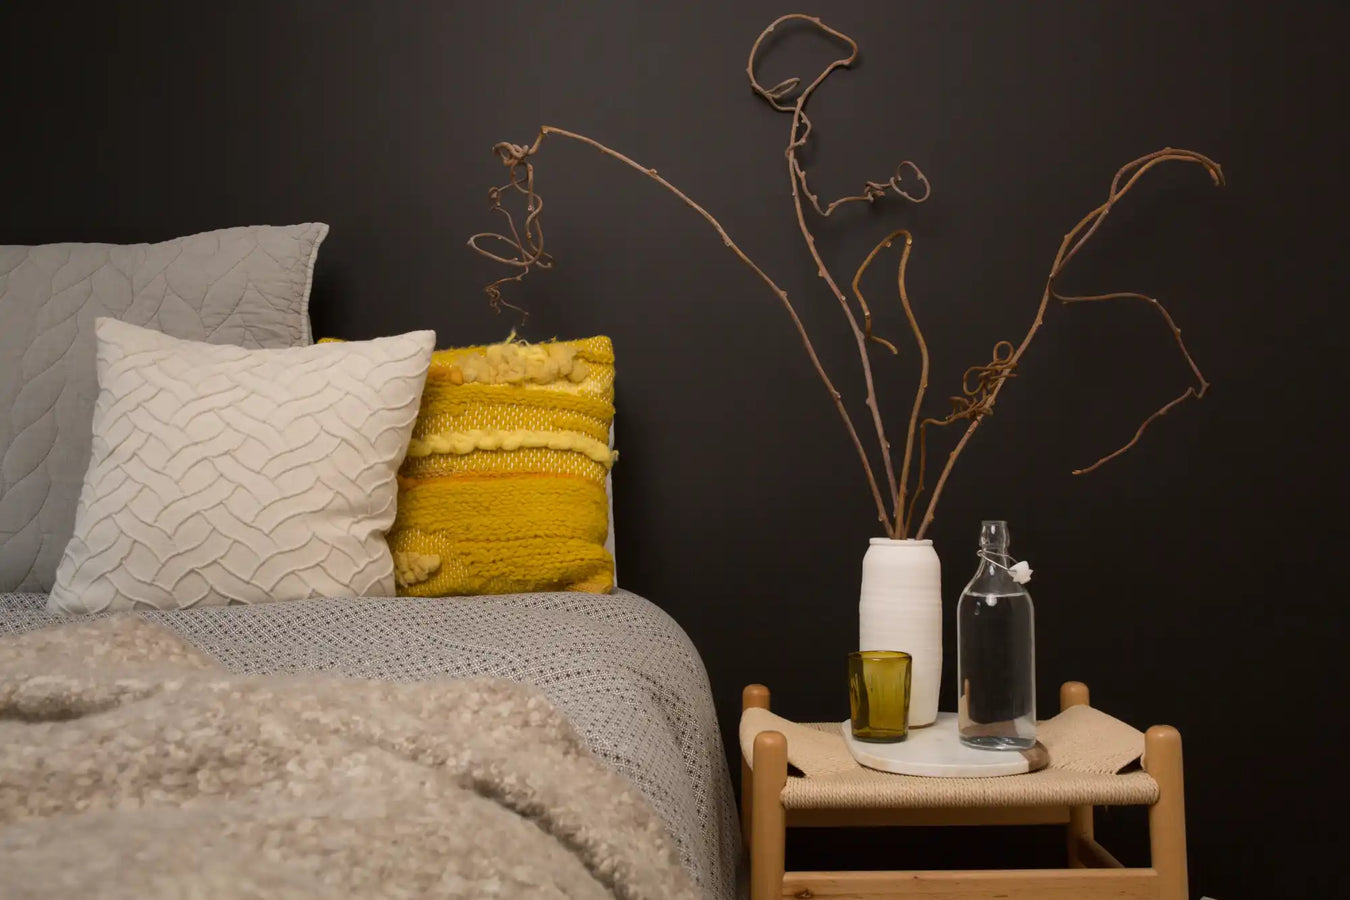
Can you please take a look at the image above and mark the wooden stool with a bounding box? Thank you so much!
[742,681,1187,899]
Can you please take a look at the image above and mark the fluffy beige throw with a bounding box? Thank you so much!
[0,617,696,899]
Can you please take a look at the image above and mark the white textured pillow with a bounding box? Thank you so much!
[48,320,435,614]
[0,223,328,592]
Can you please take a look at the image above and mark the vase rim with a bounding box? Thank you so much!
[869,537,933,546]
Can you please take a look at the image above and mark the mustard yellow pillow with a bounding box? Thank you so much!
[388,335,616,596]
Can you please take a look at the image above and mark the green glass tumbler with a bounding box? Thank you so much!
[848,650,911,742]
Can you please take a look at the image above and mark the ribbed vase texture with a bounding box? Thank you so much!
[858,538,942,727]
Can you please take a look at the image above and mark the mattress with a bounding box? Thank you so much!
[0,589,740,899]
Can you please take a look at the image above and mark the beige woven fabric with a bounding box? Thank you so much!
[1037,704,1148,774]
[740,707,1158,810]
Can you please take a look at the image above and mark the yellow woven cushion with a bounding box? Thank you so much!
[388,335,616,596]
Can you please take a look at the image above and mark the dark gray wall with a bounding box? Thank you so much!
[3,1,1344,895]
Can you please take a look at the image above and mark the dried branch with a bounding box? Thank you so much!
[747,13,932,520]
[897,341,1018,534]
[888,234,928,538]
[470,14,1223,544]
[913,149,1224,538]
[747,15,932,214]
[467,145,555,324]
[1055,290,1210,474]
[906,418,938,538]
[849,230,932,537]
[800,159,933,215]
[466,127,899,533]
[849,232,905,355]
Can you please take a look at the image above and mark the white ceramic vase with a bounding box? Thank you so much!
[859,538,942,727]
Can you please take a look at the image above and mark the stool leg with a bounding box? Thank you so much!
[1145,724,1188,900]
[1060,682,1095,867]
[749,730,788,900]
[741,685,770,851]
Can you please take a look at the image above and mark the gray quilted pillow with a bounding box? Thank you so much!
[0,223,328,592]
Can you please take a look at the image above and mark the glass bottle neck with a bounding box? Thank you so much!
[974,520,1014,580]
[977,520,1010,555]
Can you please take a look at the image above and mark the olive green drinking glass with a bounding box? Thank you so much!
[848,650,912,742]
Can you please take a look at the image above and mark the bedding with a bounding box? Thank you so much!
[0,224,327,593]
[0,588,740,899]
[0,616,695,899]
[49,321,434,614]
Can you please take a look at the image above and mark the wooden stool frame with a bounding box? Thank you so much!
[742,681,1187,900]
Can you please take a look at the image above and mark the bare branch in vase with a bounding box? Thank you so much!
[466,127,901,533]
[913,149,1224,538]
[748,13,933,520]
[467,14,1224,543]
[1054,290,1211,474]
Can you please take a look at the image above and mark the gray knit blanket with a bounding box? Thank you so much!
[0,590,740,898]
[0,616,698,899]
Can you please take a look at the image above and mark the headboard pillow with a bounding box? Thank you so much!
[47,319,433,614]
[0,223,327,592]
[386,335,617,596]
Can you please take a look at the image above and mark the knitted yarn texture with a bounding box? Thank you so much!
[389,335,616,596]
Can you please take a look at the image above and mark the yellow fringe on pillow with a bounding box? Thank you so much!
[432,332,590,386]
[406,429,618,468]
[392,551,441,587]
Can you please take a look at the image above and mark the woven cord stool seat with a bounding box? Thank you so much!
[741,712,1159,811]
[740,681,1188,900]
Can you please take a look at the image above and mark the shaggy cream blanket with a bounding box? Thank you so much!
[0,617,696,899]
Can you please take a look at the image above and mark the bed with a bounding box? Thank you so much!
[0,589,741,898]
[2,225,736,896]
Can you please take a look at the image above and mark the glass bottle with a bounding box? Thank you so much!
[957,520,1036,750]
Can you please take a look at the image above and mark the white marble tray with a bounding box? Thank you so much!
[840,713,1048,777]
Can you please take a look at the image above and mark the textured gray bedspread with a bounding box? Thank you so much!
[0,589,739,899]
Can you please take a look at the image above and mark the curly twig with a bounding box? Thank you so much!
[748,13,932,519]
[1054,291,1210,474]
[467,127,898,532]
[891,232,930,538]
[850,232,904,355]
[895,338,1017,535]
[747,16,932,214]
[470,16,1223,544]
[849,230,934,537]
[805,159,933,214]
[914,149,1223,538]
[467,144,556,323]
